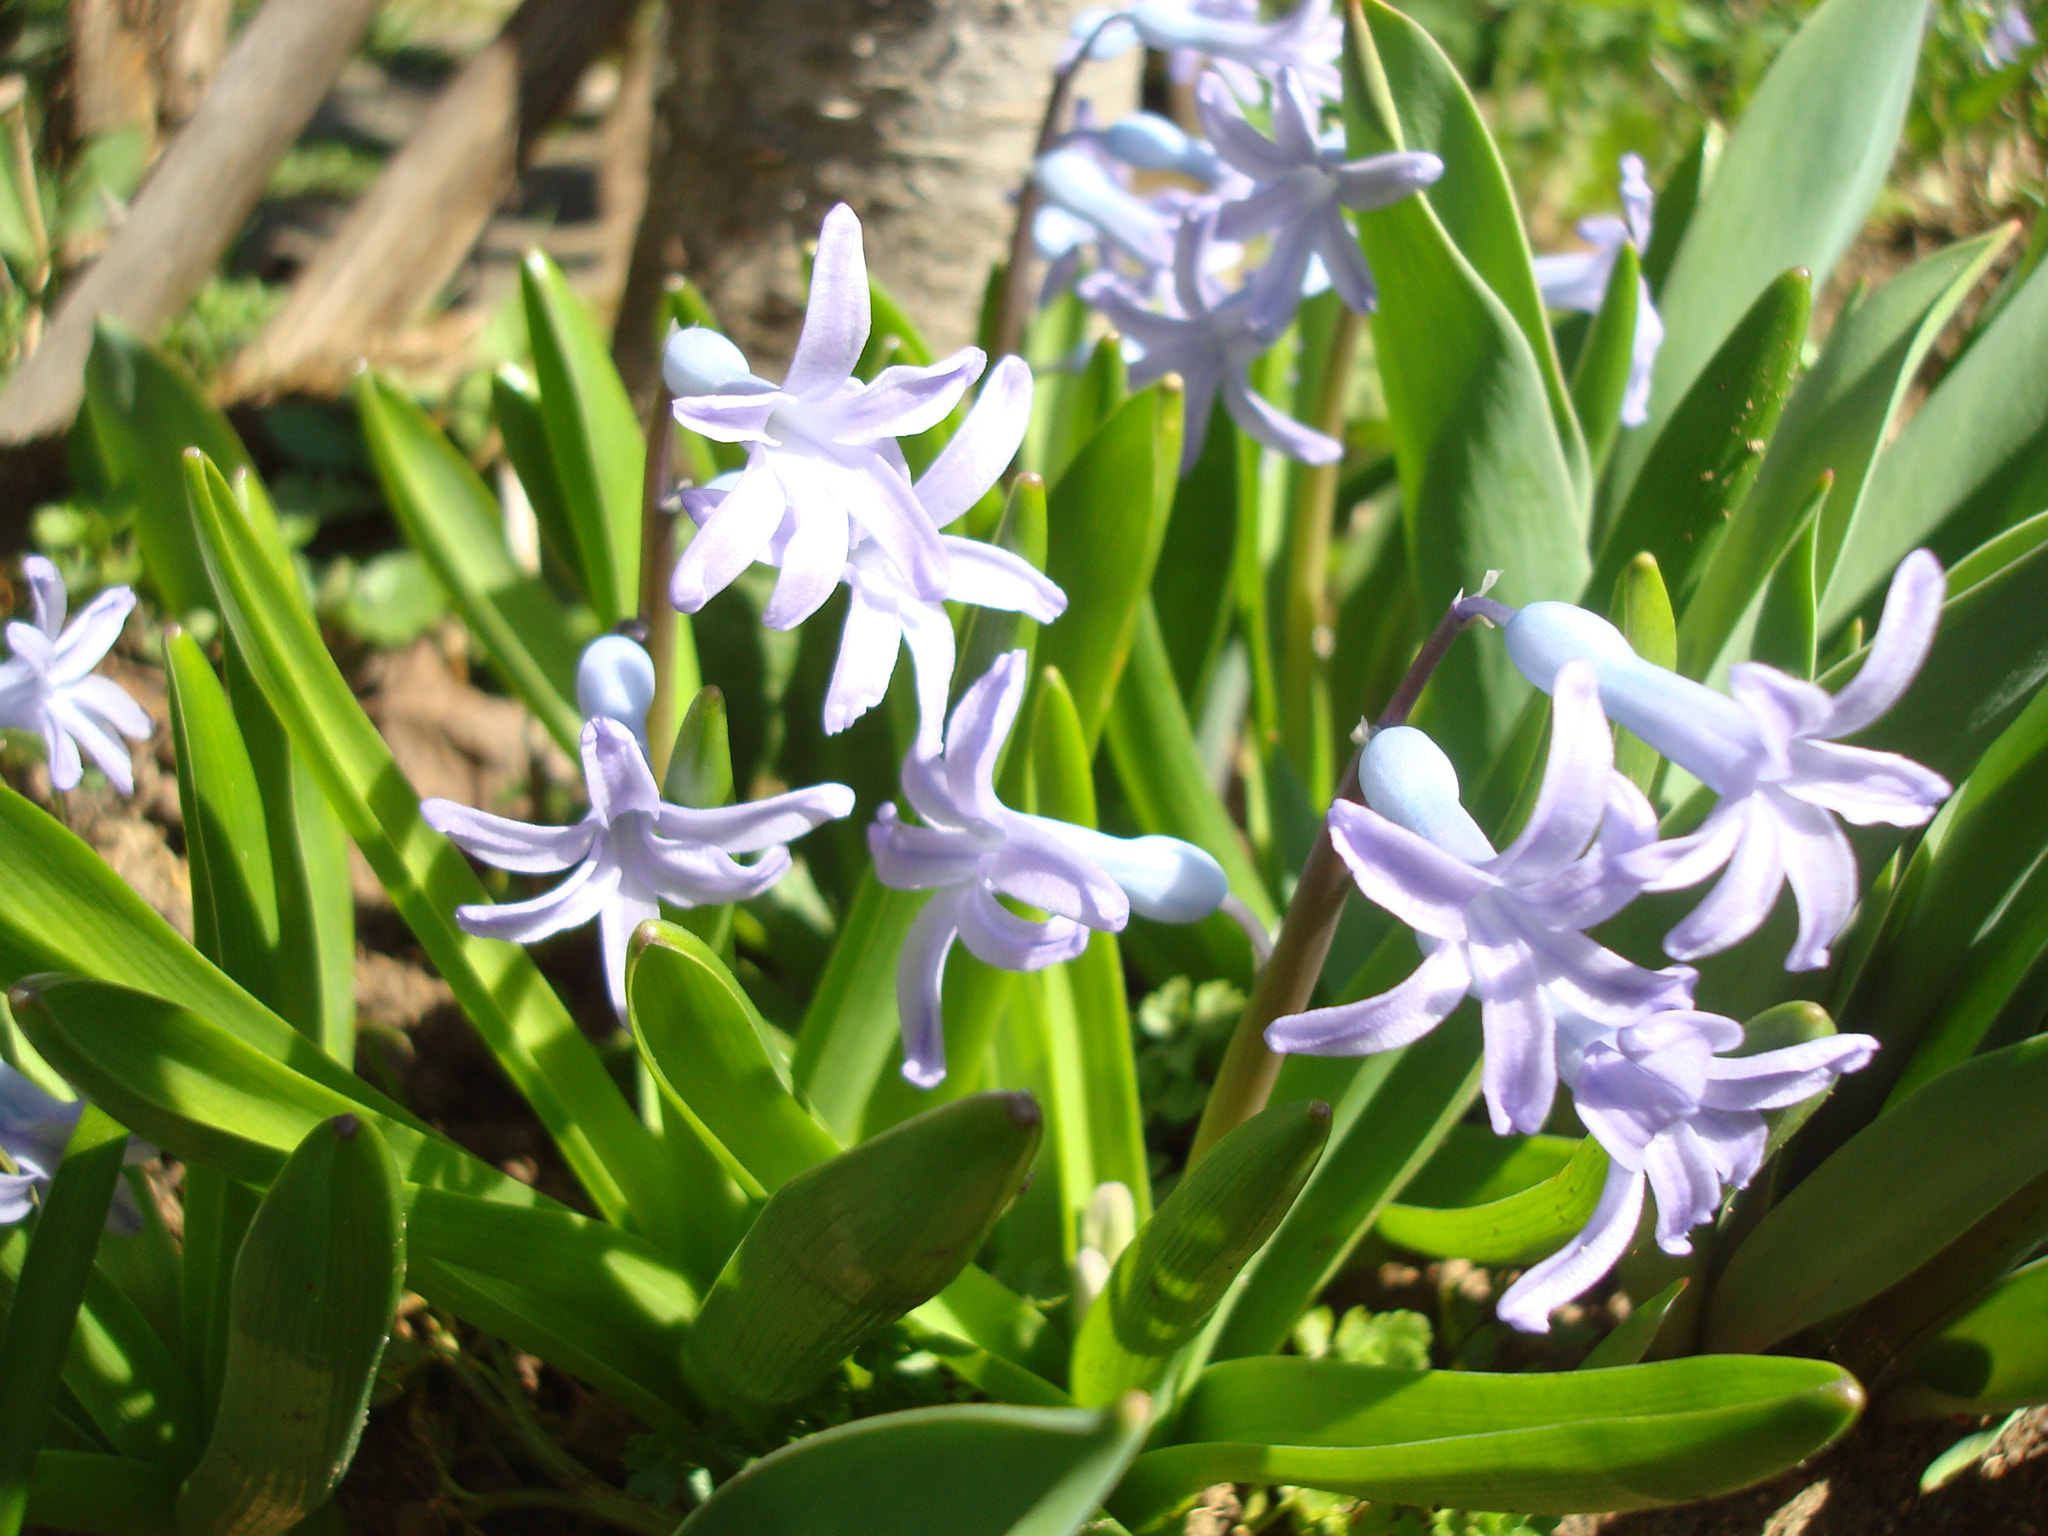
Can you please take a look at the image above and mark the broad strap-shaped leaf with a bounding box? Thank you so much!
[1376,1136,1607,1265]
[1343,6,1586,764]
[1608,553,1677,791]
[1040,382,1182,751]
[1070,1099,1329,1406]
[23,1454,176,1536]
[176,1116,404,1536]
[1591,269,1810,613]
[1111,1355,1861,1525]
[1881,1256,2048,1419]
[1396,1122,1582,1208]
[1610,0,1931,508]
[1571,241,1642,475]
[677,1395,1151,1536]
[1582,1281,1688,1370]
[520,250,642,623]
[1044,331,1128,491]
[355,370,584,748]
[490,364,583,586]
[688,1092,1042,1407]
[791,874,927,1144]
[183,450,670,1237]
[1708,1033,2048,1354]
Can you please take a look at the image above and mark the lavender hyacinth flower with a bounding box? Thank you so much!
[1195,68,1443,327]
[1533,154,1664,426]
[0,557,152,794]
[2,1064,150,1231]
[1073,0,1342,102]
[681,356,1066,750]
[1986,3,2036,67]
[424,641,854,1016]
[1266,662,1695,1135]
[1083,205,1340,471]
[1498,1008,1876,1332]
[870,650,1228,1086]
[1504,550,1952,971]
[664,204,985,629]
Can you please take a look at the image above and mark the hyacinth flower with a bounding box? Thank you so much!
[1071,0,1342,103]
[663,204,985,629]
[1266,662,1695,1135]
[1083,205,1340,470]
[1498,1008,1877,1332]
[2,1063,150,1231]
[1503,549,1952,970]
[423,639,854,1016]
[1195,68,1444,327]
[0,556,152,795]
[1532,153,1664,426]
[680,356,1066,750]
[1986,2,2036,67]
[869,650,1228,1086]
[1034,145,1175,279]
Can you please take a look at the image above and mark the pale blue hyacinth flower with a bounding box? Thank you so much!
[664,204,985,629]
[869,650,1227,1086]
[1498,1007,1876,1332]
[0,557,152,794]
[1033,145,1177,275]
[1503,550,1951,971]
[1070,0,1342,103]
[1082,204,1341,470]
[1532,154,1664,426]
[1265,661,1694,1135]
[424,639,854,1017]
[2,1064,150,1231]
[1195,67,1443,329]
[681,356,1066,752]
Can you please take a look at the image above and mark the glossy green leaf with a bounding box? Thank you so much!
[1153,403,1239,706]
[0,1107,131,1536]
[858,272,937,375]
[1822,251,2048,632]
[1070,1099,1329,1406]
[1708,1033,2048,1354]
[1571,241,1642,474]
[1040,382,1182,750]
[24,1454,176,1536]
[1608,553,1676,792]
[1045,331,1128,490]
[1112,1355,1862,1525]
[521,250,642,623]
[489,363,582,587]
[177,1116,404,1536]
[627,920,839,1198]
[688,1091,1042,1407]
[663,686,734,808]
[80,316,252,615]
[955,474,1051,712]
[1396,1123,1581,1209]
[1882,1256,2048,1419]
[1378,1137,1607,1266]
[1209,1006,1483,1361]
[1639,127,1719,299]
[792,875,927,1144]
[1344,10,1585,764]
[355,370,583,747]
[165,632,281,1002]
[1611,0,1931,506]
[678,1395,1150,1536]
[1362,0,1585,495]
[1745,490,1824,680]
[1592,269,1810,610]
[1582,1281,1688,1371]
[179,1168,256,1424]
[183,451,669,1237]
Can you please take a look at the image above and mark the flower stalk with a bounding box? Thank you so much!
[636,382,679,778]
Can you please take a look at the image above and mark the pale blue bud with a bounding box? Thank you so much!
[662,326,765,398]
[1357,726,1496,865]
[577,635,656,743]
[1103,112,1223,183]
[1035,819,1231,924]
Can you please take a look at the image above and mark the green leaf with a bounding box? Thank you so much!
[23,1454,176,1536]
[1610,0,1931,508]
[1343,8,1586,764]
[1039,383,1183,750]
[1745,489,1824,680]
[0,1108,133,1536]
[1608,553,1676,792]
[1152,403,1239,706]
[858,272,937,374]
[1377,1137,1607,1266]
[1208,1006,1482,1361]
[80,316,252,615]
[355,370,584,748]
[676,1395,1150,1536]
[687,1092,1042,1407]
[177,1116,404,1536]
[627,920,840,1198]
[1882,1255,2048,1419]
[955,474,1051,712]
[1111,1355,1862,1525]
[1571,241,1642,474]
[1707,1033,2048,1354]
[1045,332,1128,490]
[164,632,281,1003]
[182,450,670,1238]
[490,364,583,588]
[1592,269,1810,612]
[1686,227,2012,672]
[521,250,643,623]
[1639,127,1719,299]
[1396,1123,1581,1210]
[791,875,927,1144]
[663,686,734,808]
[1361,0,1587,498]
[1581,1281,1687,1371]
[1070,1099,1329,1406]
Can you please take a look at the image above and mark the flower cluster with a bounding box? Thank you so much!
[1268,552,1949,1329]
[1037,0,1442,467]
[0,557,152,795]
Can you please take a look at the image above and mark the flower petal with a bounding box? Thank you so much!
[785,203,870,395]
[955,884,1090,971]
[655,782,855,853]
[62,673,153,742]
[1331,150,1444,210]
[897,597,957,757]
[1193,72,1296,180]
[1325,800,1491,942]
[916,355,1034,528]
[869,803,984,890]
[669,457,787,613]
[944,650,1029,825]
[1701,1032,1878,1112]
[1490,660,1614,883]
[941,537,1068,622]
[1263,940,1471,1055]
[1771,792,1859,970]
[670,390,787,445]
[21,556,65,638]
[1782,738,1949,827]
[1824,548,1944,739]
[599,892,658,1020]
[799,444,951,607]
[1661,799,1786,962]
[984,818,1129,930]
[455,854,622,944]
[822,587,903,737]
[827,351,986,444]
[1643,1122,1724,1252]
[631,831,792,905]
[1308,204,1378,314]
[897,888,964,1087]
[48,586,135,684]
[423,799,599,873]
[760,480,850,630]
[1221,367,1342,464]
[1729,663,1833,778]
[47,696,136,795]
[1496,1165,1646,1334]
[582,718,662,825]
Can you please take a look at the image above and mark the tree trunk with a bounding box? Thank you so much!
[613,0,1132,406]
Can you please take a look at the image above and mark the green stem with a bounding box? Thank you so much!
[1188,597,1484,1164]
[638,385,679,779]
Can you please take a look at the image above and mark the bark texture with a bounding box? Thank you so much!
[614,0,1131,404]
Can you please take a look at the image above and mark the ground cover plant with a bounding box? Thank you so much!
[1,0,2047,1532]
